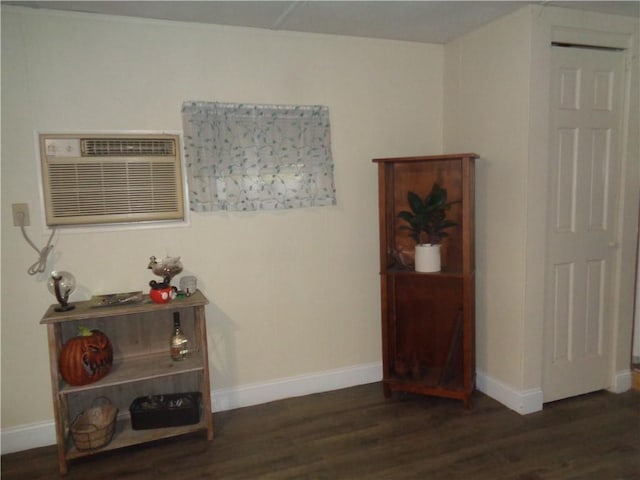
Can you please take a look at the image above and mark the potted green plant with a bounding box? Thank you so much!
[398,182,458,272]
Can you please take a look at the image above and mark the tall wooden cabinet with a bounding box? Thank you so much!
[40,291,213,474]
[372,153,477,408]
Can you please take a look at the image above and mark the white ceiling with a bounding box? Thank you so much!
[4,1,639,44]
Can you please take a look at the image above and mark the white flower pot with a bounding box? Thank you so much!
[414,244,441,273]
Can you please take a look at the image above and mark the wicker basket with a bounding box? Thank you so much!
[70,397,118,451]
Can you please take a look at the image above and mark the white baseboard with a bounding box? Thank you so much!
[609,369,632,393]
[1,361,383,455]
[1,420,57,455]
[475,370,544,415]
[211,361,383,412]
[14,364,628,453]
[475,369,634,414]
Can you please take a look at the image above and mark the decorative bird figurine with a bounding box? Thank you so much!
[148,255,183,286]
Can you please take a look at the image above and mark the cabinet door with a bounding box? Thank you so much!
[391,275,464,386]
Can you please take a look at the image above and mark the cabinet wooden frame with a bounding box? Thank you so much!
[40,291,213,475]
[372,153,477,408]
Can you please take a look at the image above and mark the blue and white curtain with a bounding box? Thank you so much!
[181,101,336,212]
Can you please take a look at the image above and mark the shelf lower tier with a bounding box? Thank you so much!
[383,370,474,408]
[60,352,205,395]
[66,413,212,460]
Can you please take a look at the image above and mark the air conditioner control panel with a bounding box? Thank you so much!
[44,138,81,157]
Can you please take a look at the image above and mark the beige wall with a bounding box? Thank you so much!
[528,6,640,390]
[444,5,639,395]
[2,3,637,437]
[444,7,533,389]
[1,7,444,428]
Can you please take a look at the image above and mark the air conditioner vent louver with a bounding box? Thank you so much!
[39,133,185,227]
[82,138,176,157]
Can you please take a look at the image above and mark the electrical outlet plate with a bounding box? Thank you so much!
[12,203,30,227]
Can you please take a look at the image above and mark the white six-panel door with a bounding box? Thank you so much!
[543,45,625,403]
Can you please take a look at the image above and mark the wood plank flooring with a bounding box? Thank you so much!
[2,382,639,479]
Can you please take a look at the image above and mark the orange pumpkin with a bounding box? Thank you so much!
[59,327,113,386]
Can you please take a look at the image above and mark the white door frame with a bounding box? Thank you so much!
[523,7,639,408]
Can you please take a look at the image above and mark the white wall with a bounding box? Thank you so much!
[1,6,444,433]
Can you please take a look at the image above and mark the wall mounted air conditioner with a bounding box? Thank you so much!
[39,133,186,227]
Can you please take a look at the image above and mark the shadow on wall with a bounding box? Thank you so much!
[205,302,239,410]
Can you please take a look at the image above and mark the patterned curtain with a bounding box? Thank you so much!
[181,101,336,212]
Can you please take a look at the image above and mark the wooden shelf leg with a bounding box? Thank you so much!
[58,454,68,476]
[383,382,392,399]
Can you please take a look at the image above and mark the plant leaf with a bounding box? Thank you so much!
[397,211,414,222]
[407,191,424,214]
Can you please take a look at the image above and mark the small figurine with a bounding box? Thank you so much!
[147,255,183,286]
[147,256,183,304]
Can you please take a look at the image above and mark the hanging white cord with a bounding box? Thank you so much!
[19,219,56,275]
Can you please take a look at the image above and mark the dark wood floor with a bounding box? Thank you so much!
[2,383,639,479]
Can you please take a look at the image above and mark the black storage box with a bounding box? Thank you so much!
[129,392,201,430]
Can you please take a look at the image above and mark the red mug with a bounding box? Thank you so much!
[149,286,175,304]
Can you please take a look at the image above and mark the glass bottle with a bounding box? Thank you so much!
[170,312,189,361]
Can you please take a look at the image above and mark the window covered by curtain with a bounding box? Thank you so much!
[181,101,336,212]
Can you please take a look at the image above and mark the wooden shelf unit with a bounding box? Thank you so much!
[40,290,213,475]
[373,153,477,408]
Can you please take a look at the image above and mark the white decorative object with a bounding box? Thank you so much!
[179,276,198,296]
[414,244,441,273]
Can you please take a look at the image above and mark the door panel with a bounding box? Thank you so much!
[543,46,625,403]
